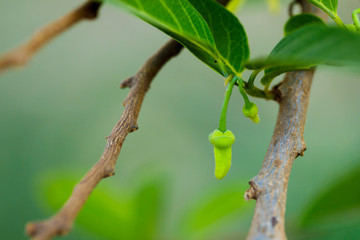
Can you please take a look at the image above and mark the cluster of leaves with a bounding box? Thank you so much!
[97,0,360,179]
[101,0,360,95]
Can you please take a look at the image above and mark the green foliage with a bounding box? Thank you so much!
[187,0,250,75]
[284,13,325,36]
[307,0,338,19]
[180,183,250,236]
[247,25,360,71]
[39,174,164,240]
[103,0,249,76]
[300,165,360,228]
[266,0,280,13]
[259,12,325,86]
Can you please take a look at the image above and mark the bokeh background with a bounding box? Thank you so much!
[1,0,360,239]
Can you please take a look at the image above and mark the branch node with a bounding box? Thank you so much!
[120,76,134,88]
[244,181,260,201]
[130,125,139,132]
[271,83,284,103]
[82,2,102,20]
[103,168,115,178]
[296,145,307,158]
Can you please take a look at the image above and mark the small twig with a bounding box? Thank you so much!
[245,1,325,239]
[25,39,183,240]
[0,1,102,75]
[120,76,134,89]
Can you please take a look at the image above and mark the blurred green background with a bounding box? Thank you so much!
[1,0,360,239]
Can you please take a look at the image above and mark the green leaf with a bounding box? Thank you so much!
[266,0,280,13]
[300,165,360,228]
[180,183,250,235]
[103,0,249,76]
[258,14,325,86]
[307,0,338,19]
[132,179,165,240]
[39,176,137,239]
[247,25,360,71]
[187,0,250,75]
[38,173,165,240]
[284,13,325,36]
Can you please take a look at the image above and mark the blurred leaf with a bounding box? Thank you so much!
[307,0,338,18]
[226,0,246,12]
[266,0,280,13]
[40,175,136,239]
[132,178,165,240]
[39,173,165,240]
[258,14,325,86]
[180,183,250,236]
[246,25,360,71]
[300,165,360,227]
[284,13,325,36]
[103,0,249,76]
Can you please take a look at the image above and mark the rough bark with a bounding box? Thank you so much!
[245,1,326,239]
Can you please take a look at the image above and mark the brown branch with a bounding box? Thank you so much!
[0,1,102,75]
[245,69,314,240]
[244,1,327,239]
[25,39,183,240]
[120,76,134,89]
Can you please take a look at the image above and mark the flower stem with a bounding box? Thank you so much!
[353,8,360,31]
[333,15,347,29]
[218,75,237,132]
[237,77,251,107]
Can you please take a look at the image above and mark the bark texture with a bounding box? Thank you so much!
[245,1,326,239]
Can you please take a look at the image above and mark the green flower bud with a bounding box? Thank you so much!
[209,129,235,179]
[242,102,260,123]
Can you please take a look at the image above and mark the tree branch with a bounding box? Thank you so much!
[245,69,314,240]
[0,1,102,75]
[245,1,325,239]
[25,39,183,240]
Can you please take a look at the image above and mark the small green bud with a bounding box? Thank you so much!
[242,102,260,123]
[209,129,235,179]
